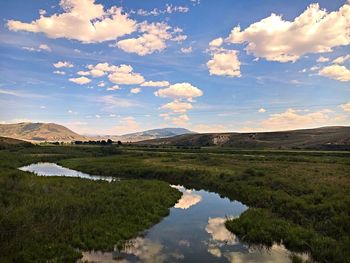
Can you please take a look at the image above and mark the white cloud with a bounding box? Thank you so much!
[69,76,91,85]
[193,124,227,133]
[205,217,236,244]
[141,81,169,87]
[171,114,190,126]
[106,85,121,91]
[207,49,241,77]
[108,64,145,85]
[134,4,189,16]
[7,0,137,43]
[95,114,101,118]
[97,81,105,87]
[130,87,141,94]
[85,63,145,84]
[39,44,51,52]
[171,34,187,42]
[317,56,329,63]
[319,64,350,82]
[155,82,203,99]
[53,61,73,68]
[226,1,350,62]
[258,108,266,113]
[174,190,202,209]
[22,44,51,52]
[161,100,192,113]
[117,22,172,56]
[209,37,223,48]
[332,54,350,64]
[53,70,66,75]
[339,102,350,112]
[77,70,90,76]
[108,116,141,135]
[261,108,333,130]
[180,46,192,54]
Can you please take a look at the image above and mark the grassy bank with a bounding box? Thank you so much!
[60,148,350,263]
[0,145,181,262]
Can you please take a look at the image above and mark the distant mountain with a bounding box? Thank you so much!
[136,126,350,150]
[0,122,86,142]
[95,128,193,142]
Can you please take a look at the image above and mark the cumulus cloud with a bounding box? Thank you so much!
[54,61,73,68]
[84,62,145,84]
[140,81,169,87]
[106,85,121,91]
[69,76,91,85]
[171,114,190,126]
[205,217,236,244]
[161,100,192,113]
[116,22,186,55]
[7,0,136,43]
[108,65,145,84]
[226,1,350,62]
[130,87,141,94]
[317,56,329,63]
[174,190,202,209]
[155,82,203,99]
[339,102,350,112]
[332,54,350,64]
[261,108,333,130]
[117,22,171,56]
[207,49,241,77]
[258,108,266,113]
[319,64,350,81]
[108,116,141,135]
[209,37,223,48]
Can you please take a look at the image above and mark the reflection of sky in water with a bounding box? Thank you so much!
[23,165,307,263]
[172,185,202,210]
[19,162,115,182]
[81,185,307,263]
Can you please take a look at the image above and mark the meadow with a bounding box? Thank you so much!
[0,144,181,262]
[0,142,349,262]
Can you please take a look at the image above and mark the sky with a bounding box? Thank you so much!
[0,0,349,135]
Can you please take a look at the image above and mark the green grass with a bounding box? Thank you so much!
[1,143,349,262]
[60,148,350,263]
[0,146,181,262]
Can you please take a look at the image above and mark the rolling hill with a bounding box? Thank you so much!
[0,122,86,142]
[94,128,193,142]
[136,126,350,150]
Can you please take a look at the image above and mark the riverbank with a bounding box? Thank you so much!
[0,146,181,262]
[61,147,350,263]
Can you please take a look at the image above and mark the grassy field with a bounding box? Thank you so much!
[0,142,349,262]
[61,146,350,263]
[0,144,181,262]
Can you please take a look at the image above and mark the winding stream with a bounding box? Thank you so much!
[19,163,306,263]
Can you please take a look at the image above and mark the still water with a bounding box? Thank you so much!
[19,163,304,263]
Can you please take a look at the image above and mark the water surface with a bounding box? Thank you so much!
[19,162,115,182]
[19,163,306,262]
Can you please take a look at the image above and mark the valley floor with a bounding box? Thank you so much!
[1,143,349,262]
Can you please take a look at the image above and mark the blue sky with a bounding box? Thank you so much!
[0,0,349,135]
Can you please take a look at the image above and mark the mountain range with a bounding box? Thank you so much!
[0,123,192,143]
[1,122,349,150]
[136,126,350,150]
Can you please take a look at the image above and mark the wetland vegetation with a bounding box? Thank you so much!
[0,141,349,262]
